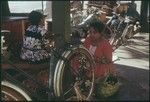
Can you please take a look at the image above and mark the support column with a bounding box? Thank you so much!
[140,1,149,32]
[48,1,71,100]
[52,1,71,48]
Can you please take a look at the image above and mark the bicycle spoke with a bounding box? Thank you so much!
[63,84,74,96]
[53,46,95,100]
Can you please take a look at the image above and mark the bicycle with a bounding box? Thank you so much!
[1,37,95,101]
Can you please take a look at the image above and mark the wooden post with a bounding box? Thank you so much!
[52,1,71,48]
[1,1,10,17]
[48,1,71,100]
[140,1,148,32]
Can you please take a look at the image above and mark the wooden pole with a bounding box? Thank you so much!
[48,1,71,100]
[52,1,71,48]
[140,1,148,32]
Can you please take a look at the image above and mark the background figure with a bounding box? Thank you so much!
[126,2,140,21]
[20,10,51,63]
[83,21,115,79]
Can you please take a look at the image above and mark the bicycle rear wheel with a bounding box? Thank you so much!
[53,45,95,101]
[1,80,32,101]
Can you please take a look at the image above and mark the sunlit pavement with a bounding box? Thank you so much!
[108,33,149,101]
[114,33,149,69]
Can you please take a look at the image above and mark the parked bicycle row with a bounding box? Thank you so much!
[70,1,141,50]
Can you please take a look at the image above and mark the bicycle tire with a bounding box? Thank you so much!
[1,80,32,101]
[53,45,95,100]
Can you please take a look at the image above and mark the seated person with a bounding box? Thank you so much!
[20,10,51,63]
[83,21,115,79]
[126,1,140,20]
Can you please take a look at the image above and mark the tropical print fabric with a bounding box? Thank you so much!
[20,25,50,62]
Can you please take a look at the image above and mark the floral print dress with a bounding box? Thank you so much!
[20,25,50,62]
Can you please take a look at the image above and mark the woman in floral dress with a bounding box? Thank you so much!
[20,10,50,63]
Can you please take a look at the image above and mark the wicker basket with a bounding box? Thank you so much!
[95,74,120,98]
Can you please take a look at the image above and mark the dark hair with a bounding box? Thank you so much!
[89,21,106,33]
[28,10,43,25]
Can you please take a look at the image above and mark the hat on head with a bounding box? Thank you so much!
[97,10,107,15]
[28,10,46,25]
[117,1,131,5]
[34,9,47,17]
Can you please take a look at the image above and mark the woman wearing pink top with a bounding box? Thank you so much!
[83,21,115,79]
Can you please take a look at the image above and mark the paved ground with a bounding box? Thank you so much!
[100,33,149,101]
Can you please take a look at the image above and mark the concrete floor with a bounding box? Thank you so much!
[100,33,149,101]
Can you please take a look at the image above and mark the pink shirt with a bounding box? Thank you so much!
[83,35,113,78]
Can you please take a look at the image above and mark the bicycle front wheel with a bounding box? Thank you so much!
[1,80,32,101]
[53,45,95,101]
